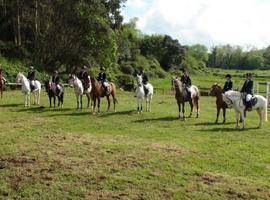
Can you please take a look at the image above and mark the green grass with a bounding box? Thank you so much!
[0,87,270,199]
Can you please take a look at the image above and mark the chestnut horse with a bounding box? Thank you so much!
[0,74,5,99]
[209,84,228,124]
[90,77,117,114]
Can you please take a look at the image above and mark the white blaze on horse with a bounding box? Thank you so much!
[223,90,267,129]
[69,74,92,110]
[171,77,200,120]
[135,74,154,113]
[16,72,41,107]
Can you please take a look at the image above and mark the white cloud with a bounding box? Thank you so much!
[122,0,270,48]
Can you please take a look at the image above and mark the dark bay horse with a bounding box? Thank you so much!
[209,84,227,123]
[44,80,64,108]
[90,77,117,114]
[171,77,200,120]
[0,74,6,99]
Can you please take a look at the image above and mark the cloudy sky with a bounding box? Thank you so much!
[121,0,270,48]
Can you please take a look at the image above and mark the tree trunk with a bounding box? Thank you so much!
[35,0,38,39]
[16,0,21,46]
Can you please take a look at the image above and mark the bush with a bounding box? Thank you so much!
[120,65,134,75]
[155,69,166,78]
[116,74,135,91]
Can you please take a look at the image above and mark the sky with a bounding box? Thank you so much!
[121,0,270,49]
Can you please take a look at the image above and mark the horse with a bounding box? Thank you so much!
[90,77,117,114]
[44,80,64,109]
[209,83,228,123]
[135,74,154,113]
[0,74,5,99]
[68,74,92,110]
[223,90,267,129]
[16,72,41,107]
[171,77,200,120]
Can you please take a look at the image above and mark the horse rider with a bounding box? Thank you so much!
[52,70,61,96]
[180,68,192,100]
[140,70,149,95]
[98,67,109,95]
[27,66,36,91]
[222,74,233,93]
[0,68,7,83]
[240,73,253,111]
[78,66,91,91]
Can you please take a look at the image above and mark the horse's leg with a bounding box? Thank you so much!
[215,107,220,123]
[106,95,111,112]
[182,102,186,120]
[196,98,199,118]
[93,97,96,114]
[37,91,40,105]
[87,94,90,109]
[24,94,27,107]
[97,98,101,114]
[256,109,263,128]
[223,108,226,124]
[188,100,193,118]
[49,96,52,109]
[240,110,245,129]
[76,95,79,110]
[28,93,31,107]
[137,98,140,114]
[53,96,56,108]
[149,94,152,112]
[145,96,149,112]
[177,101,181,119]
[235,111,240,129]
[80,95,83,110]
[140,98,143,113]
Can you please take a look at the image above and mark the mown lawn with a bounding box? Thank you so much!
[0,88,270,199]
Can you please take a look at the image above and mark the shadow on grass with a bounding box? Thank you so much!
[0,103,21,108]
[197,126,260,132]
[134,116,179,123]
[195,122,236,126]
[101,110,135,117]
[16,107,73,113]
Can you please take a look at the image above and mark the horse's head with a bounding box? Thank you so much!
[171,76,182,91]
[44,80,52,92]
[209,83,222,96]
[16,72,24,83]
[68,74,76,87]
[136,74,143,86]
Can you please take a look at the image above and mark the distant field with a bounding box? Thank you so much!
[0,88,270,199]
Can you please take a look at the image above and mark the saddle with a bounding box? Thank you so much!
[242,94,258,106]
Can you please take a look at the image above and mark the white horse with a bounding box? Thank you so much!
[69,74,92,110]
[16,72,41,107]
[135,74,154,113]
[223,90,267,129]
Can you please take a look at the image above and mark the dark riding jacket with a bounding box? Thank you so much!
[241,80,253,95]
[180,75,191,87]
[142,74,148,85]
[52,75,60,85]
[27,71,36,81]
[98,72,107,82]
[223,80,233,92]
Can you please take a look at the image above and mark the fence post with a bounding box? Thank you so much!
[266,82,269,122]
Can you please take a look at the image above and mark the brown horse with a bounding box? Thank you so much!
[171,77,200,120]
[0,74,5,99]
[90,77,118,114]
[209,84,228,123]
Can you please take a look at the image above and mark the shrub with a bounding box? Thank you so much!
[120,65,134,75]
[116,74,135,91]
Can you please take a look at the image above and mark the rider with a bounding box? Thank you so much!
[180,68,192,100]
[78,66,91,91]
[27,66,36,91]
[222,74,233,93]
[140,69,149,95]
[240,73,253,111]
[98,67,109,95]
[52,70,61,95]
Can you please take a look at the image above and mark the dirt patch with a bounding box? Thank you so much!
[148,143,193,156]
[187,171,270,200]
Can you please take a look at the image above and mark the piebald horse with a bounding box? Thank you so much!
[135,74,154,113]
[44,80,64,109]
[69,74,92,110]
[90,77,117,114]
[223,90,267,129]
[171,77,200,120]
[16,72,41,107]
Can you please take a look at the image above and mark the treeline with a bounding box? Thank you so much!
[0,0,269,84]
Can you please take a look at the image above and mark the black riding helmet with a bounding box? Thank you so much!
[225,74,232,78]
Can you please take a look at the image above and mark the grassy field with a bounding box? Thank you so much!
[0,86,270,200]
